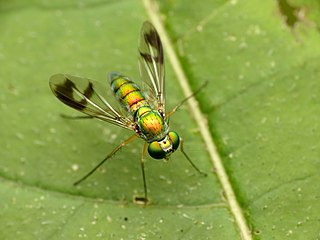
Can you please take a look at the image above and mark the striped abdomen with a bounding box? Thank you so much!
[110,73,148,115]
[109,72,168,141]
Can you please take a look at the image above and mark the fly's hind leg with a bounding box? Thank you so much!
[60,114,94,119]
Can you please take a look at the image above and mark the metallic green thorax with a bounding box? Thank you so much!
[110,73,168,142]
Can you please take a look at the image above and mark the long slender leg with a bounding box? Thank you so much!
[180,137,207,176]
[134,142,149,205]
[165,81,208,118]
[61,114,94,119]
[74,134,137,185]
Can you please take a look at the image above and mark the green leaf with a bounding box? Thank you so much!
[1,0,320,239]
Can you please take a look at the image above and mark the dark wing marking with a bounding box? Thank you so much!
[138,21,165,113]
[49,73,134,130]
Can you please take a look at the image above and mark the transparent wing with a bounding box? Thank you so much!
[49,73,134,130]
[138,21,165,113]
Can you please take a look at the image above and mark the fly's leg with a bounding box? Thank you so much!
[74,134,137,186]
[134,142,149,205]
[60,114,94,119]
[180,138,207,176]
[165,81,208,118]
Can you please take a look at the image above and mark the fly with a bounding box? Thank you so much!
[49,21,206,205]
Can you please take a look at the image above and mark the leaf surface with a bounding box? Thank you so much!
[1,0,320,239]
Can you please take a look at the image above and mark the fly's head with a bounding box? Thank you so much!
[148,131,180,160]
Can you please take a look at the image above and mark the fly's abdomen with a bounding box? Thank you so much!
[109,73,148,114]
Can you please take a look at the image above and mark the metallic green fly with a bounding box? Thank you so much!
[49,21,206,204]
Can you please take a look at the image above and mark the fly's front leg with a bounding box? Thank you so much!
[134,142,149,205]
[180,137,207,176]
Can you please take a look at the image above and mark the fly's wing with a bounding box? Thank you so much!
[138,21,165,114]
[49,74,134,130]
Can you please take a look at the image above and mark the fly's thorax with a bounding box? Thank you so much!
[135,107,168,142]
[109,73,148,115]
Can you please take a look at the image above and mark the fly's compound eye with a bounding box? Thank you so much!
[168,131,180,151]
[148,141,166,159]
